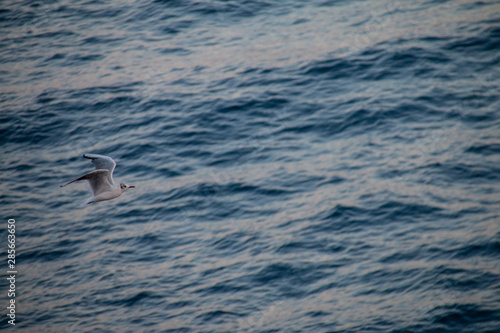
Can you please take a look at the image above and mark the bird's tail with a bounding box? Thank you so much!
[79,197,94,206]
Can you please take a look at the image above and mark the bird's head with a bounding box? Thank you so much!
[120,183,135,191]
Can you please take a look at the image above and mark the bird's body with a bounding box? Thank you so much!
[60,154,134,204]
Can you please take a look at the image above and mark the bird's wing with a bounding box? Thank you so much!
[83,154,116,184]
[60,169,113,196]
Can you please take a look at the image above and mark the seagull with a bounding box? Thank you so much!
[60,154,135,205]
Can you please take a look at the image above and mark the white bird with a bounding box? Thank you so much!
[60,154,135,205]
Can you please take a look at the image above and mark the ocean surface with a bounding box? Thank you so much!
[1,0,500,332]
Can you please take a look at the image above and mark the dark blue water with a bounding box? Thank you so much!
[1,0,500,332]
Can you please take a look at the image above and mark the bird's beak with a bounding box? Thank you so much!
[129,186,135,188]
